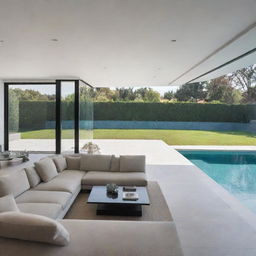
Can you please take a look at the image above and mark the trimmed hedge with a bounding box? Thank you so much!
[19,101,55,130]
[16,101,256,131]
[94,102,250,123]
[19,101,93,130]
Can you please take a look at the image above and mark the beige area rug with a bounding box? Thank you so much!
[65,181,173,221]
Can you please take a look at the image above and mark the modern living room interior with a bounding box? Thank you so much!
[0,1,256,256]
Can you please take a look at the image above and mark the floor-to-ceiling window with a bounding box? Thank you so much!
[5,80,93,153]
[79,81,94,150]
[7,83,56,152]
[61,81,75,153]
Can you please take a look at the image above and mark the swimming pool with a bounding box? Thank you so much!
[179,150,256,213]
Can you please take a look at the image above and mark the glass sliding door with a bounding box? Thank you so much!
[79,81,93,150]
[6,80,94,153]
[8,83,56,152]
[61,81,75,153]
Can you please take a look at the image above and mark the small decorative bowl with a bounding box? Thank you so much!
[106,183,119,195]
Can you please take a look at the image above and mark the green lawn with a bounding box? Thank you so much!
[20,129,256,145]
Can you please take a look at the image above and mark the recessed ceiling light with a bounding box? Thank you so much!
[171,39,177,42]
[51,38,59,42]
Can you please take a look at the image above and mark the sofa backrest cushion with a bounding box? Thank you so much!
[110,156,120,171]
[35,158,58,182]
[119,155,146,172]
[65,156,81,170]
[0,212,70,246]
[0,194,20,213]
[0,170,30,198]
[80,154,112,172]
[25,166,41,188]
[52,155,67,172]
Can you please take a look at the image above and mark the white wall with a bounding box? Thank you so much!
[0,80,4,151]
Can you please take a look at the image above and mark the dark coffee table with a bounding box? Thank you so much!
[87,186,150,216]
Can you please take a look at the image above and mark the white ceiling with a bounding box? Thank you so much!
[0,0,255,87]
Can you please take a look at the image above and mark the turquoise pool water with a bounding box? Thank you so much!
[180,150,256,213]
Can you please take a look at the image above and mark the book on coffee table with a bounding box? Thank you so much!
[123,186,137,192]
[123,192,139,201]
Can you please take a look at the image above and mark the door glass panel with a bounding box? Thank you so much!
[79,82,93,150]
[8,84,56,152]
[61,81,75,153]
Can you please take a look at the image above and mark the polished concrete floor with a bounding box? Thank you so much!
[2,140,256,256]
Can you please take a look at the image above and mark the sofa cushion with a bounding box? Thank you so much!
[0,170,30,198]
[58,170,85,178]
[110,156,120,171]
[82,171,147,186]
[33,170,85,194]
[25,166,41,188]
[0,194,20,213]
[17,203,62,219]
[53,155,67,172]
[80,154,112,172]
[16,190,72,209]
[120,155,146,172]
[65,156,81,170]
[35,158,58,182]
[0,212,70,246]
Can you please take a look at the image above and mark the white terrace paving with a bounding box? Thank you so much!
[4,139,256,256]
[9,139,192,165]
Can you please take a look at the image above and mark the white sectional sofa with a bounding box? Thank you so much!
[0,154,147,219]
[0,154,183,256]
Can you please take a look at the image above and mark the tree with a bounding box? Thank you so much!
[241,87,256,103]
[206,77,241,104]
[10,88,55,101]
[143,89,160,102]
[229,65,256,91]
[116,88,137,101]
[93,88,117,102]
[135,88,148,99]
[135,88,160,102]
[164,91,174,100]
[228,65,256,103]
[174,82,206,102]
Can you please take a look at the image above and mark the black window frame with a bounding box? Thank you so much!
[3,79,91,154]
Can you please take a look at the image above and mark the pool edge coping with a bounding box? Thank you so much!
[172,145,256,151]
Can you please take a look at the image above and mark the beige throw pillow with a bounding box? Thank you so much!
[120,155,146,172]
[0,170,30,198]
[110,155,120,171]
[65,156,81,170]
[80,154,112,171]
[0,212,70,246]
[25,166,41,188]
[0,195,20,213]
[53,155,67,172]
[35,158,58,182]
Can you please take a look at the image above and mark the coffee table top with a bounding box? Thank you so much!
[87,186,150,205]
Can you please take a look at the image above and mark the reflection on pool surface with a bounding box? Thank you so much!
[180,150,256,213]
